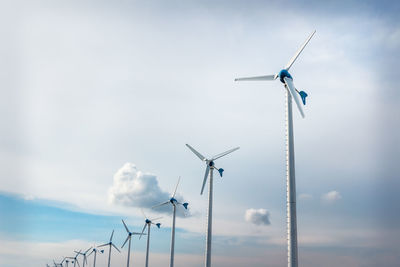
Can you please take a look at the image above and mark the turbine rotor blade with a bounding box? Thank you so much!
[284,77,305,118]
[151,201,169,209]
[150,216,163,221]
[284,30,316,71]
[122,219,130,233]
[132,232,144,235]
[234,74,276,81]
[97,243,109,248]
[111,243,121,253]
[141,208,147,219]
[139,223,147,239]
[186,144,206,161]
[200,165,210,195]
[109,230,114,242]
[211,147,240,160]
[84,247,92,254]
[121,235,130,248]
[172,176,181,198]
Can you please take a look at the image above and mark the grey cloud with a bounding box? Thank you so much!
[244,208,271,226]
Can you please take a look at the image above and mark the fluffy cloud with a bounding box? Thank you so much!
[108,163,189,217]
[322,190,342,203]
[244,208,271,226]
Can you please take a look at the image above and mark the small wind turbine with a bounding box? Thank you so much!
[53,259,63,267]
[152,176,189,267]
[87,246,104,267]
[121,219,144,267]
[235,30,316,267]
[139,210,162,267]
[185,144,239,267]
[64,258,70,267]
[74,247,92,267]
[98,230,121,267]
[67,251,81,267]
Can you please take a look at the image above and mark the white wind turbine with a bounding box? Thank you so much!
[87,246,104,267]
[67,251,81,267]
[139,210,162,267]
[235,30,316,267]
[121,219,144,267]
[185,144,239,267]
[98,230,121,267]
[152,176,189,267]
[74,247,92,267]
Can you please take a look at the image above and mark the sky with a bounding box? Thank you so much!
[0,0,399,266]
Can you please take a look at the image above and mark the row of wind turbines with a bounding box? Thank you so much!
[49,177,189,267]
[49,30,315,267]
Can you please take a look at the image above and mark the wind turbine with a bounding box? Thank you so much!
[185,144,239,267]
[87,246,104,267]
[235,30,316,267]
[53,259,63,267]
[74,247,92,267]
[139,210,162,267]
[121,219,144,267]
[152,176,189,267]
[98,230,121,267]
[67,251,81,267]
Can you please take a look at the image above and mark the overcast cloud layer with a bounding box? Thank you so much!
[0,0,399,266]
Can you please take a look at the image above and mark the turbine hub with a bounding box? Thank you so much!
[145,219,151,224]
[278,69,292,83]
[208,161,214,167]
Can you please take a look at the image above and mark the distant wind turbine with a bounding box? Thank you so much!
[152,176,189,267]
[98,230,121,267]
[235,30,316,267]
[74,247,92,267]
[186,144,239,267]
[139,210,161,267]
[121,219,144,267]
[87,246,104,267]
[67,251,81,267]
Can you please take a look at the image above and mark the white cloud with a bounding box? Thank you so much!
[108,163,190,217]
[321,190,342,203]
[244,208,271,226]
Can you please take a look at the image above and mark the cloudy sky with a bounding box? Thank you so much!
[1,0,399,266]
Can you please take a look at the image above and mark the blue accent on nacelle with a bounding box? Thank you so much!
[278,69,292,83]
[100,250,104,253]
[170,197,177,203]
[299,91,308,105]
[183,203,189,209]
[218,168,224,177]
[156,223,161,228]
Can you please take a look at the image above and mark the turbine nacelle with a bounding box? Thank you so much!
[278,69,292,83]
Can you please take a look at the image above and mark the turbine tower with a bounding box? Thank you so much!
[152,176,189,267]
[74,247,92,267]
[139,211,161,267]
[87,246,104,267]
[98,230,120,267]
[121,219,143,267]
[186,144,239,267]
[235,30,316,267]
